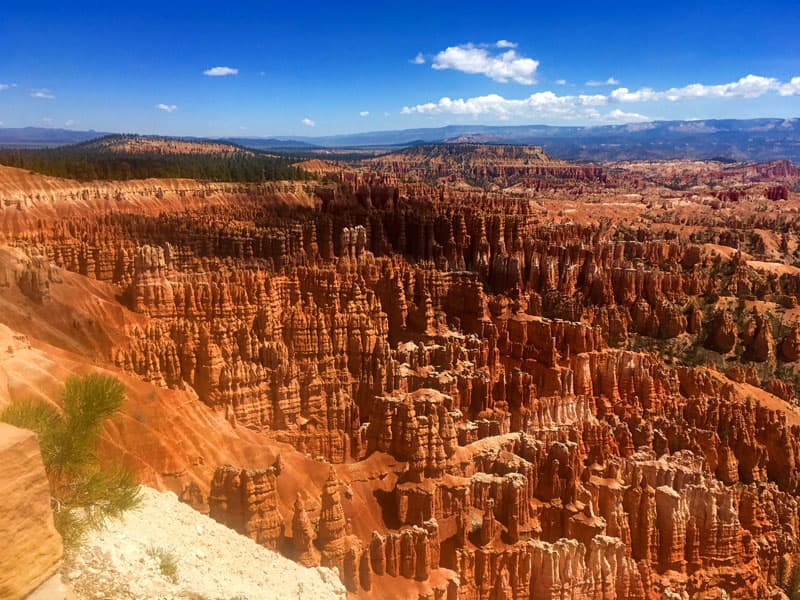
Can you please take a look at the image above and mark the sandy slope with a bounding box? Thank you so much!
[67,486,345,600]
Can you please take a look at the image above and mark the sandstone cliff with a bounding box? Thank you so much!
[0,423,63,599]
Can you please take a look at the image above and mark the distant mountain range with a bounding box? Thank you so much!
[0,127,111,147]
[2,118,800,162]
[278,119,800,163]
[224,137,319,151]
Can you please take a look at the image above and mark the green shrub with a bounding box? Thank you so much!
[146,545,179,584]
[1,374,141,547]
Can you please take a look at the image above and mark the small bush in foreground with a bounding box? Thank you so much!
[1,373,141,547]
[146,545,179,584]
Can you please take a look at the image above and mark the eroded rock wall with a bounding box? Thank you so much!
[0,424,63,599]
[7,159,800,599]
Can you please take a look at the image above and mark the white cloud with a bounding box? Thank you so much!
[610,74,781,103]
[384,111,391,117]
[554,79,567,85]
[606,108,650,122]
[431,43,539,84]
[40,117,53,124]
[779,76,800,96]
[359,111,370,117]
[30,88,55,99]
[302,117,315,127]
[401,73,800,122]
[608,87,658,102]
[157,103,178,112]
[495,40,518,48]
[402,91,607,121]
[410,53,426,65]
[65,119,76,127]
[0,83,16,91]
[587,77,620,86]
[203,66,238,76]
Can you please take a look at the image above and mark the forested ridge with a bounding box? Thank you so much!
[0,135,314,182]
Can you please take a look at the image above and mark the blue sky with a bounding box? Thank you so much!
[1,0,799,137]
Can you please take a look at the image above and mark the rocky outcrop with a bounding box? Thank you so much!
[15,248,60,303]
[208,459,284,550]
[367,143,606,188]
[781,326,800,362]
[742,312,775,363]
[705,310,737,354]
[0,423,63,599]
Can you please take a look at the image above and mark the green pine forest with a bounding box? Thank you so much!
[0,138,315,182]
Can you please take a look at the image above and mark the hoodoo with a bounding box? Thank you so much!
[2,7,800,594]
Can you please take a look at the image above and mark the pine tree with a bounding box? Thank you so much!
[1,373,141,547]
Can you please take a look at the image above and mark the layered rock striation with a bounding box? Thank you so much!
[5,150,800,599]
